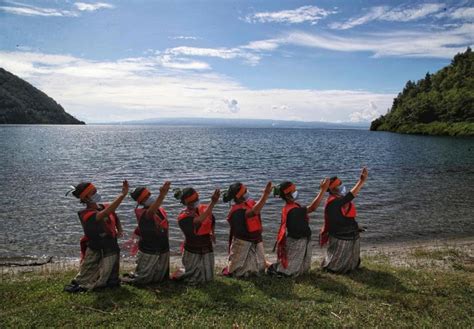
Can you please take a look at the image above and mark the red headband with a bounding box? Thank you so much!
[137,188,151,204]
[282,184,296,195]
[329,178,341,190]
[184,192,199,204]
[235,184,247,199]
[79,183,96,200]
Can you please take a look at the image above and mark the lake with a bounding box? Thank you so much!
[1,125,473,259]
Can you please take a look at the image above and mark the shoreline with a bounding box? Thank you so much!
[2,236,472,276]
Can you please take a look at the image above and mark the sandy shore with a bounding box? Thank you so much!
[2,236,473,277]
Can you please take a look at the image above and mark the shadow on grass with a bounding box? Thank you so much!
[348,267,411,293]
[90,286,141,312]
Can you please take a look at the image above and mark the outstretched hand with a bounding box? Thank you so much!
[211,189,221,203]
[160,181,171,195]
[121,180,129,195]
[360,167,368,182]
[263,181,273,195]
[320,177,330,190]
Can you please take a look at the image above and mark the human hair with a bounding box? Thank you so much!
[222,182,243,203]
[71,182,92,203]
[174,187,197,204]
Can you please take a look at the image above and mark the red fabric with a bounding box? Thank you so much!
[78,203,119,260]
[196,204,213,235]
[134,207,169,231]
[227,200,262,230]
[177,204,214,253]
[79,236,89,262]
[275,202,304,269]
[226,199,262,253]
[319,195,357,247]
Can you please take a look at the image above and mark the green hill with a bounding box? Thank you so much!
[370,48,474,136]
[0,68,84,124]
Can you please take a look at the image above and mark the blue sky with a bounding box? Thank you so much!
[0,0,472,123]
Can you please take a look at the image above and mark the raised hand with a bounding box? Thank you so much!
[263,181,273,195]
[360,167,368,182]
[122,180,129,195]
[211,189,221,204]
[320,177,330,190]
[160,181,171,195]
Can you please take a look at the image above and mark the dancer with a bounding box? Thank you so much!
[173,187,220,284]
[222,182,272,277]
[268,178,330,277]
[124,181,171,285]
[320,168,368,274]
[64,180,128,293]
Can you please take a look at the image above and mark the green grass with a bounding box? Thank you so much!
[1,253,473,328]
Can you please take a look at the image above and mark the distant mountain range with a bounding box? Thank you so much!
[101,117,370,129]
[0,68,84,124]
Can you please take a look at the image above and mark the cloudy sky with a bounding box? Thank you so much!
[0,0,472,123]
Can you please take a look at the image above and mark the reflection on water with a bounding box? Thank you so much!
[0,125,473,258]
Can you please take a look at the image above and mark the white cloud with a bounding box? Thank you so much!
[436,6,474,20]
[224,99,240,113]
[159,55,211,70]
[0,51,394,123]
[281,23,473,58]
[0,2,78,17]
[74,2,114,12]
[245,5,336,25]
[330,3,445,30]
[169,36,198,40]
[349,102,381,122]
[166,46,261,65]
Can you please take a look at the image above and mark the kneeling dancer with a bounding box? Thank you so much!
[64,180,128,293]
[320,168,368,274]
[222,181,272,277]
[268,178,330,277]
[124,181,171,285]
[173,187,220,284]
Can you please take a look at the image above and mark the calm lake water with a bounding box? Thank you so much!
[1,125,473,259]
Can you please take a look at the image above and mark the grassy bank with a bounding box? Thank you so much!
[375,121,474,136]
[1,246,473,328]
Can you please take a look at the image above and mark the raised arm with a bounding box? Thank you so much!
[246,181,272,218]
[194,189,220,225]
[307,178,330,214]
[146,181,171,216]
[350,167,368,197]
[97,180,129,221]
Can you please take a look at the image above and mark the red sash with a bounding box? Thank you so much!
[78,203,118,261]
[275,202,307,269]
[226,199,263,252]
[319,195,357,247]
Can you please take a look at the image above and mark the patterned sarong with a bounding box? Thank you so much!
[228,238,266,277]
[321,236,360,274]
[272,237,312,277]
[173,250,214,284]
[74,247,120,290]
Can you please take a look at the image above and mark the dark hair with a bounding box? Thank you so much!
[130,186,147,202]
[174,187,197,204]
[71,182,91,200]
[276,181,293,200]
[222,182,243,203]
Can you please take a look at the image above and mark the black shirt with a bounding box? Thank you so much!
[138,209,169,254]
[325,192,359,240]
[286,206,311,239]
[178,216,213,254]
[229,208,263,243]
[81,211,119,254]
